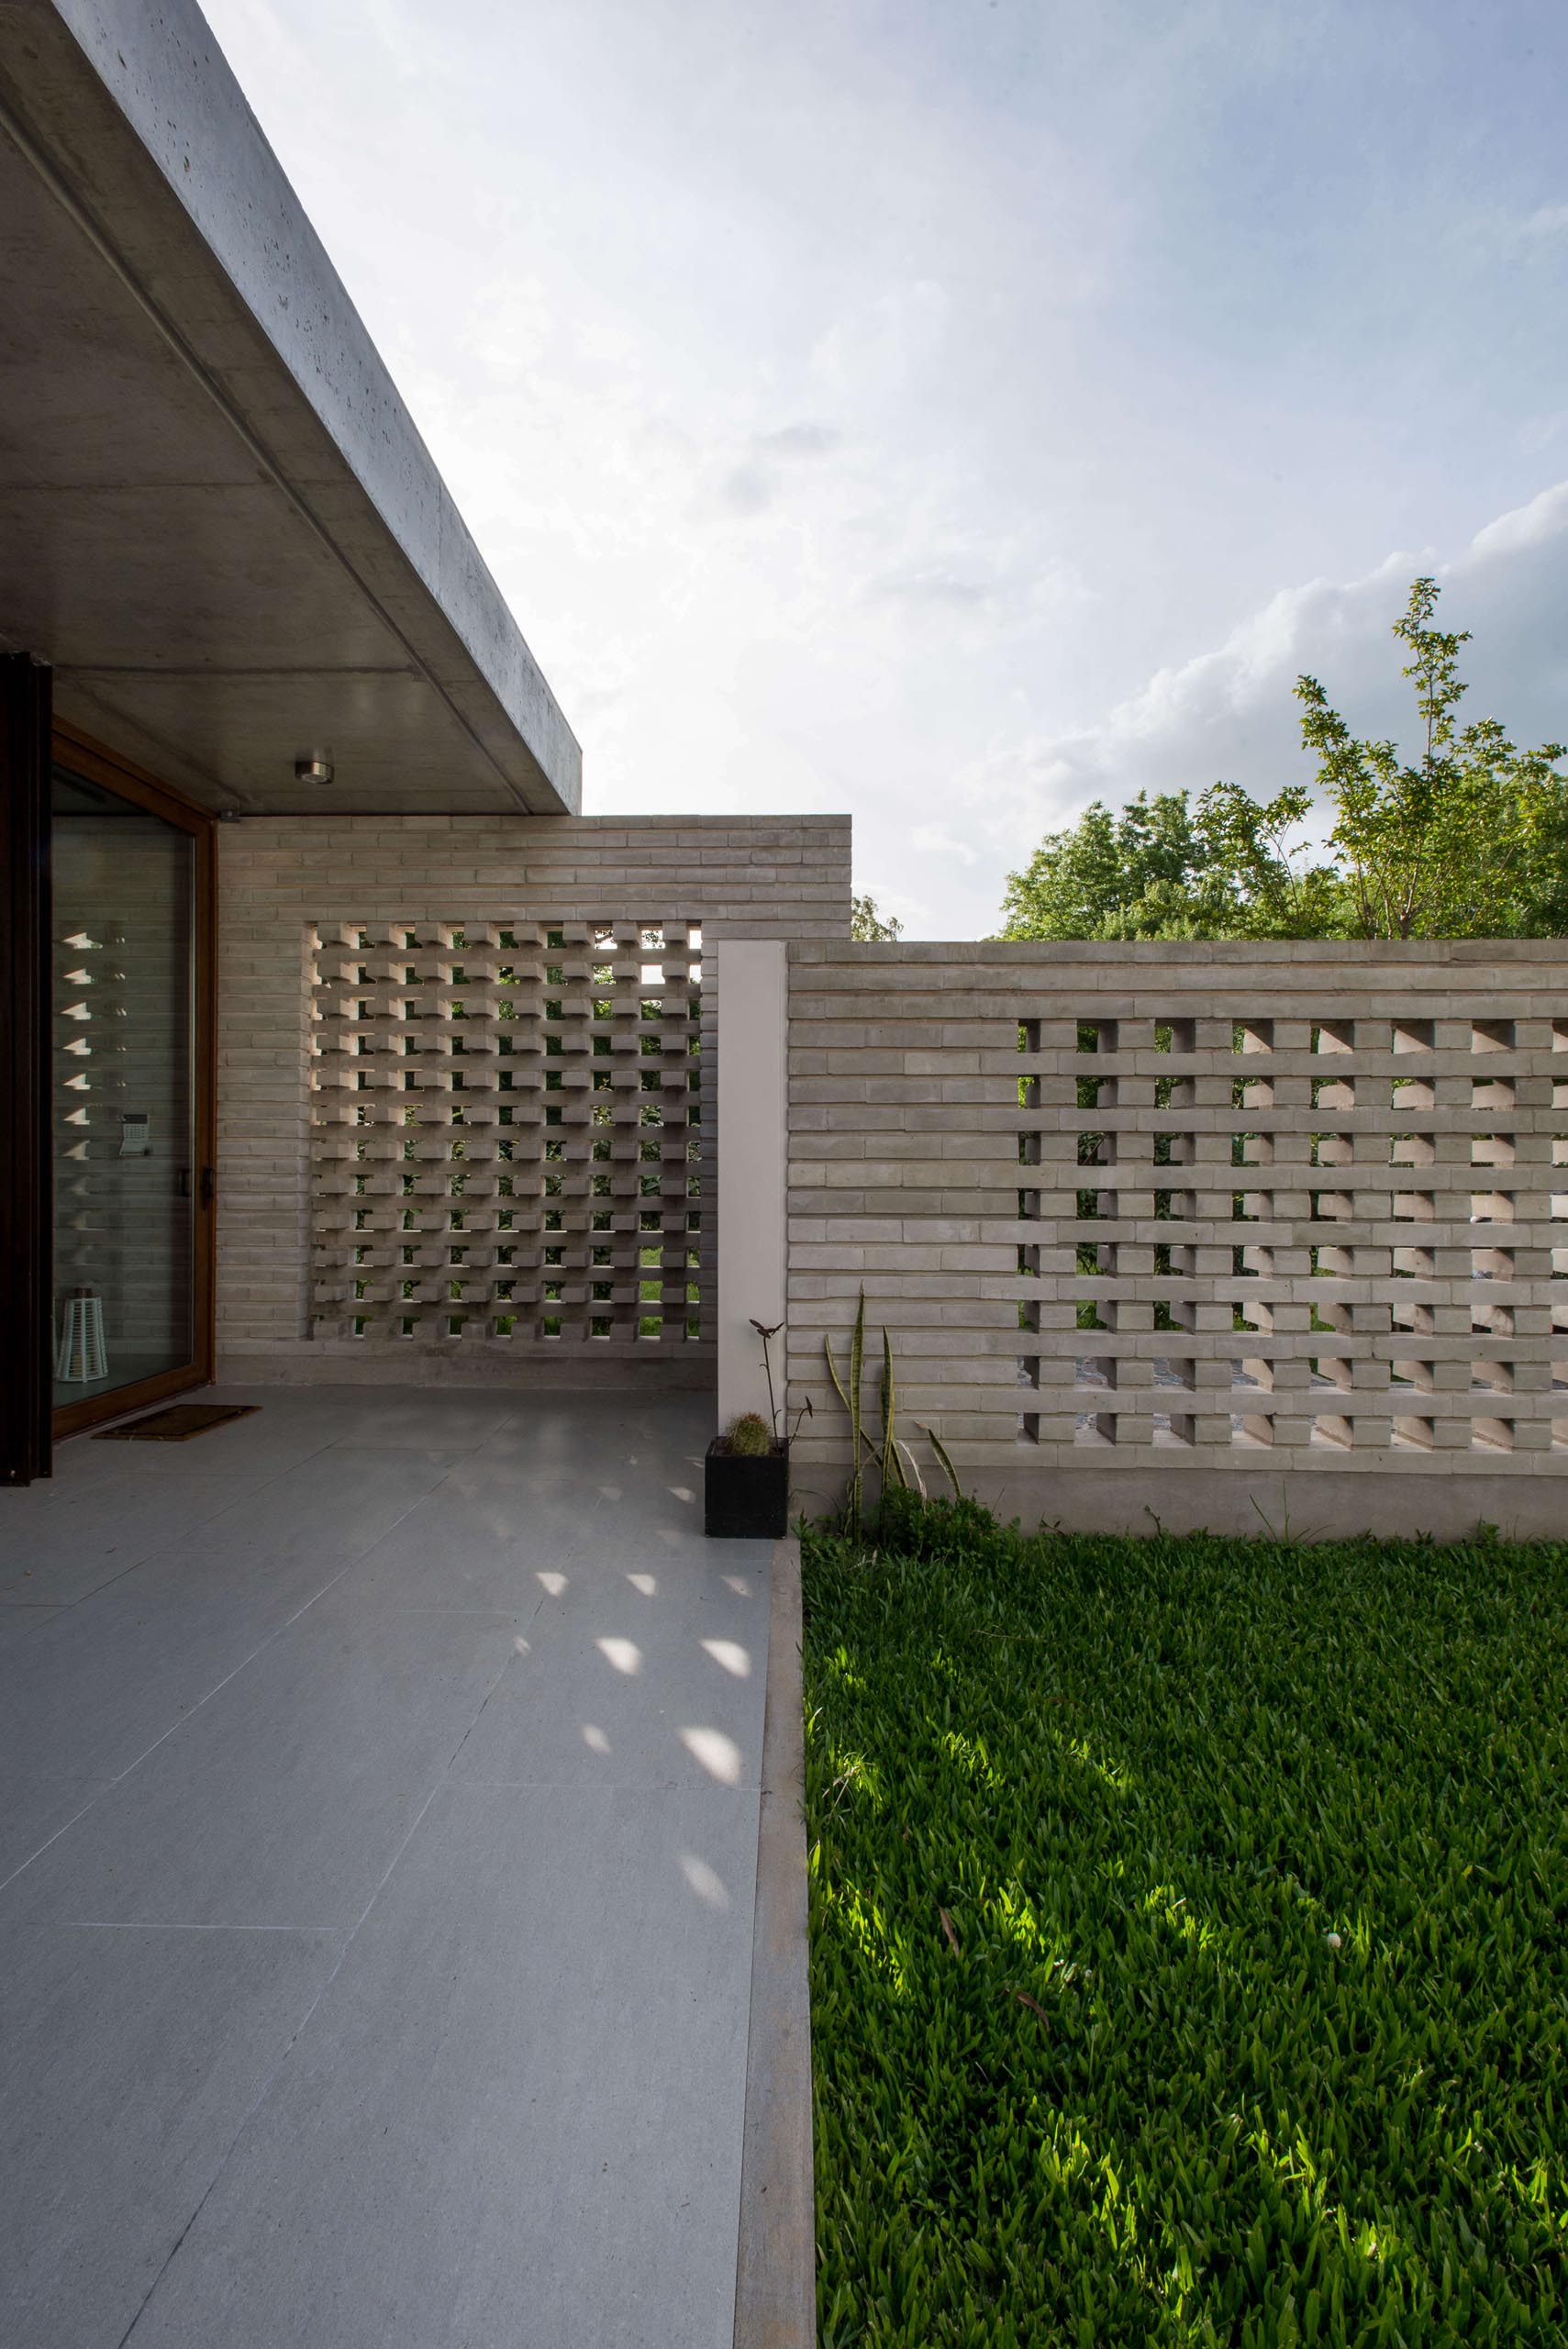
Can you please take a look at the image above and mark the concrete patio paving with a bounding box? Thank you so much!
[0,1387,784,2348]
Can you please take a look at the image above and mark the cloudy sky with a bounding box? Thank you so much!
[204,0,1568,936]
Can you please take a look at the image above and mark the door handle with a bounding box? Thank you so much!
[200,1166,217,1207]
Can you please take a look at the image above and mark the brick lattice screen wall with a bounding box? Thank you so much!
[217,813,850,1382]
[309,918,705,1356]
[786,941,1568,1529]
[1019,1005,1562,1460]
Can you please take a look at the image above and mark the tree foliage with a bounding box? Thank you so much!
[851,893,903,941]
[999,579,1568,941]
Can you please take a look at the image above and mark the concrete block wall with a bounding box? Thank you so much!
[217,813,850,1384]
[309,916,706,1361]
[785,939,1568,1538]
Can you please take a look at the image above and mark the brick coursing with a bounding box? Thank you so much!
[786,940,1568,1514]
[218,813,851,1378]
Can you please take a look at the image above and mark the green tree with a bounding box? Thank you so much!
[997,786,1339,940]
[997,791,1218,940]
[1299,577,1568,938]
[998,578,1567,941]
[851,893,902,941]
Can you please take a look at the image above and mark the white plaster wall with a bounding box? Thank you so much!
[716,941,787,1437]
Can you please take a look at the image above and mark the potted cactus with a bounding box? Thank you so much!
[704,1319,805,1538]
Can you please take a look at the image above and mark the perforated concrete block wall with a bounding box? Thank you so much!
[786,939,1568,1537]
[217,814,850,1385]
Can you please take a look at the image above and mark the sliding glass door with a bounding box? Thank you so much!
[50,736,214,1437]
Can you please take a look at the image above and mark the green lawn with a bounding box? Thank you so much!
[803,1494,1568,2346]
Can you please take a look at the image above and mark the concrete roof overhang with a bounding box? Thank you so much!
[0,0,581,815]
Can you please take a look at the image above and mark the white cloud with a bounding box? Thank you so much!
[911,824,978,866]
[1514,203,1568,245]
[1466,480,1568,562]
[197,0,1568,942]
[952,483,1568,874]
[808,280,952,398]
[1519,413,1568,457]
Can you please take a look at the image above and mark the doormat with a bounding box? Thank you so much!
[95,1404,261,1443]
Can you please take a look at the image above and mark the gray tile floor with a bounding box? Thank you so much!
[0,1386,769,2349]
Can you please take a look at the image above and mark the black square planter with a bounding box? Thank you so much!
[705,1439,790,1539]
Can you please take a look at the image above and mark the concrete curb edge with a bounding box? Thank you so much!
[733,1534,816,2348]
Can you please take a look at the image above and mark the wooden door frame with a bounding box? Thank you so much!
[50,722,217,1441]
